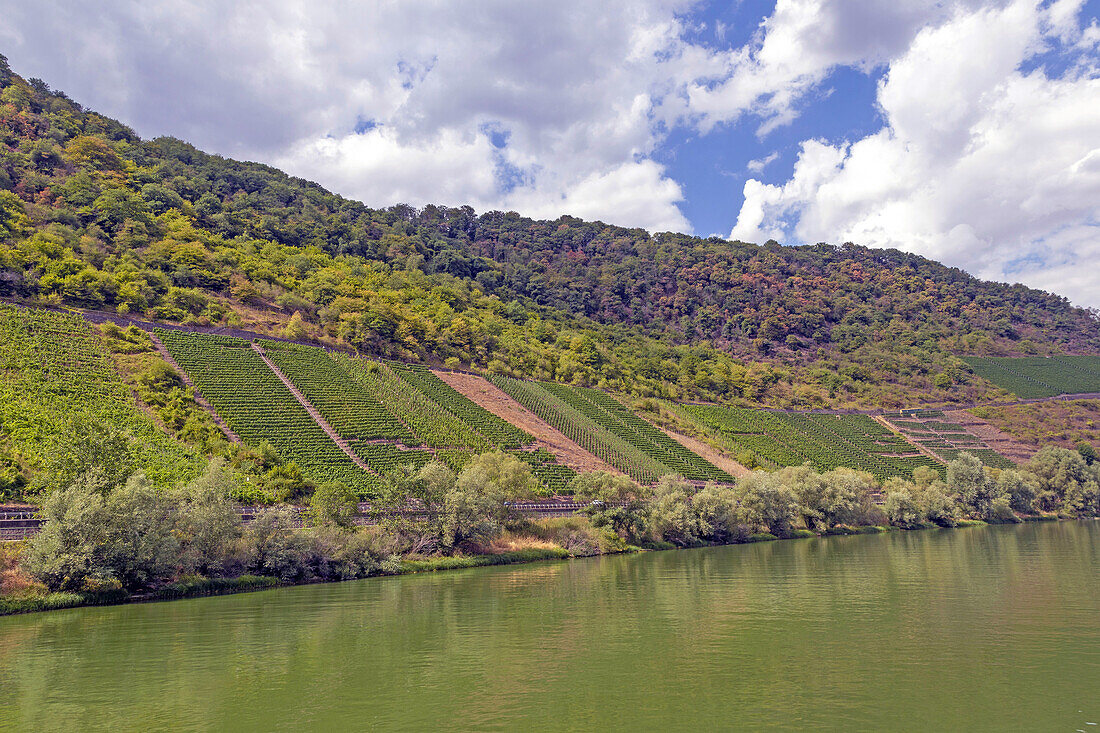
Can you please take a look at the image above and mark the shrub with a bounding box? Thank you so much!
[646,475,703,546]
[23,469,179,592]
[309,481,359,528]
[884,483,923,529]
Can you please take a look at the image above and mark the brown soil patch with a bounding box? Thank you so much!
[946,409,1037,464]
[432,370,621,474]
[656,426,751,478]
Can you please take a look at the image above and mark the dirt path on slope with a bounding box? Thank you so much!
[874,415,942,462]
[149,331,241,444]
[252,343,372,471]
[656,426,752,478]
[431,370,622,474]
[945,409,1037,464]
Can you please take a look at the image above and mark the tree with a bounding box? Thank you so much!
[282,310,307,340]
[100,472,179,590]
[239,506,311,581]
[176,459,243,576]
[23,470,178,592]
[947,453,1004,518]
[1024,447,1100,514]
[883,480,923,529]
[736,472,800,536]
[309,481,359,528]
[693,482,746,542]
[569,471,646,503]
[646,475,703,546]
[22,469,110,591]
[456,450,539,499]
[997,469,1037,514]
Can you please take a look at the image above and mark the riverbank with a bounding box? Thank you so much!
[0,546,595,617]
[3,515,1071,618]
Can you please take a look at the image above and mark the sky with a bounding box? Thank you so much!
[1,0,1099,306]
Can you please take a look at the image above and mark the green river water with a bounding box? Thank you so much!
[1,521,1098,731]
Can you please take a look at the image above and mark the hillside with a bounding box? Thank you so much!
[4,304,1032,505]
[2,54,1099,413]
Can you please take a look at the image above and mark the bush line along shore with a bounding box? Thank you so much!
[3,444,1096,616]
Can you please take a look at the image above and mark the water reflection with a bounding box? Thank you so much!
[1,521,1098,731]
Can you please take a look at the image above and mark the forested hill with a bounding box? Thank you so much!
[1,54,1098,409]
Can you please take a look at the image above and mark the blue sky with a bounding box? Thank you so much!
[1,0,1098,304]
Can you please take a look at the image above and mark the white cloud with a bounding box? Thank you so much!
[2,0,1097,304]
[0,0,700,232]
[684,0,995,134]
[747,152,779,173]
[731,0,1100,306]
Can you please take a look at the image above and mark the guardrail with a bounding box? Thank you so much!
[2,500,603,540]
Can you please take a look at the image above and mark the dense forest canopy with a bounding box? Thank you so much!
[1,53,1098,409]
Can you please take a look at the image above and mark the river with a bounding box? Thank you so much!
[1,521,1098,731]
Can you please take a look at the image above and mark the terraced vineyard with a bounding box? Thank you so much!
[0,306,200,490]
[884,409,1015,468]
[389,363,532,449]
[160,334,575,493]
[677,405,942,481]
[963,356,1100,398]
[259,341,414,443]
[156,330,380,493]
[332,355,492,450]
[491,376,732,484]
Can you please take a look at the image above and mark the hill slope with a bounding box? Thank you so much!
[2,54,1098,411]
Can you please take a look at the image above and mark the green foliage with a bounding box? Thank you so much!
[569,471,646,502]
[734,472,801,537]
[375,452,537,554]
[174,460,244,576]
[883,482,924,529]
[22,470,179,592]
[1,59,1096,415]
[646,475,704,546]
[0,306,200,497]
[679,405,947,479]
[1022,446,1100,515]
[309,481,360,528]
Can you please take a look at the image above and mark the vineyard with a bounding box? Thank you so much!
[676,405,943,481]
[156,330,380,492]
[157,333,577,493]
[5,306,1031,502]
[0,306,200,493]
[490,376,732,484]
[883,409,1015,468]
[388,363,532,449]
[258,341,415,443]
[963,356,1100,398]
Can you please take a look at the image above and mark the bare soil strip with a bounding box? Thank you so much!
[431,370,622,474]
[945,409,1037,464]
[655,426,751,478]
